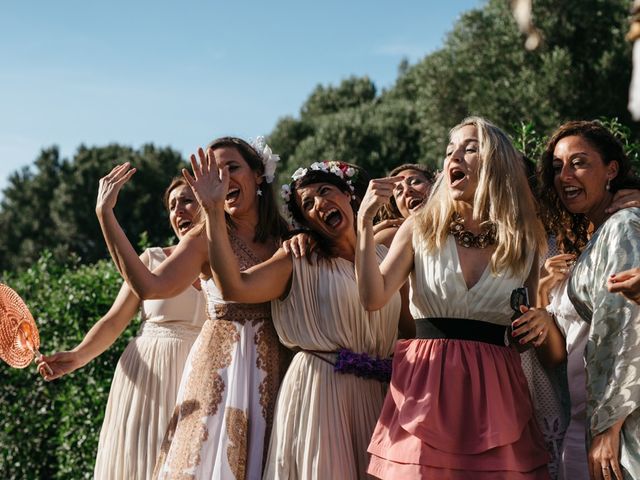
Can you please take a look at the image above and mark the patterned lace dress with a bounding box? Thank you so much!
[94,247,207,480]
[153,235,286,480]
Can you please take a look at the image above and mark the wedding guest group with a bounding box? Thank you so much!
[39,119,639,480]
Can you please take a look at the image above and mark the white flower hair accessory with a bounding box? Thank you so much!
[280,161,360,227]
[250,136,280,183]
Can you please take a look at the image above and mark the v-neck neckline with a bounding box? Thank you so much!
[449,236,491,291]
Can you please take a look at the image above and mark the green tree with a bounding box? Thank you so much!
[0,144,186,272]
[270,0,636,174]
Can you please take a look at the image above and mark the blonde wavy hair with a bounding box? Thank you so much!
[415,116,547,276]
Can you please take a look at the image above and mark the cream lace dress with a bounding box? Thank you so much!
[94,247,206,480]
[154,234,286,480]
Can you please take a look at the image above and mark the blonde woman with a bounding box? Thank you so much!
[355,117,551,478]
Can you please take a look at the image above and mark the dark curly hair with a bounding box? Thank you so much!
[375,163,435,222]
[538,120,640,255]
[285,162,370,258]
[207,136,288,243]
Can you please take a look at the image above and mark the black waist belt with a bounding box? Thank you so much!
[415,318,507,346]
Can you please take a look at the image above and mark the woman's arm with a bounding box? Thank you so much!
[588,417,626,480]
[184,148,293,303]
[512,254,567,366]
[39,281,140,380]
[355,178,414,311]
[96,164,207,299]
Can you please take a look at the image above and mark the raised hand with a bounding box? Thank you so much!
[538,253,575,306]
[183,147,228,212]
[37,351,84,381]
[359,176,403,223]
[96,163,137,214]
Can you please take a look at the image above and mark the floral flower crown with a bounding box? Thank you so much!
[249,136,280,184]
[280,161,358,227]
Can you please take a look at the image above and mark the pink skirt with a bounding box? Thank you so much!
[368,338,550,479]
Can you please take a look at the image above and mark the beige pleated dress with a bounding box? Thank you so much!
[94,247,207,480]
[263,245,400,480]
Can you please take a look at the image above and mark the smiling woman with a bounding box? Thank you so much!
[537,120,640,479]
[39,177,207,480]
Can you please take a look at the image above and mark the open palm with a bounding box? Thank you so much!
[183,147,229,211]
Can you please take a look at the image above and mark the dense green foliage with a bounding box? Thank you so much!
[0,253,130,479]
[269,0,636,180]
[0,144,186,272]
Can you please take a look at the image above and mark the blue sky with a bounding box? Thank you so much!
[0,0,481,194]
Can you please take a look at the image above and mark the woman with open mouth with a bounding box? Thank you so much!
[373,163,435,246]
[92,137,289,480]
[39,177,207,480]
[355,116,551,479]
[521,120,640,480]
[187,155,401,479]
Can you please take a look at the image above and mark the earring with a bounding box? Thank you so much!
[606,178,611,191]
[257,187,263,197]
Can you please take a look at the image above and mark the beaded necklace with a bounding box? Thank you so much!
[449,212,496,249]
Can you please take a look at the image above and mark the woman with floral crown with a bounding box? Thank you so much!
[355,116,550,478]
[185,152,401,479]
[94,136,289,480]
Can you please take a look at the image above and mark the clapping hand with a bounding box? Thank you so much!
[183,147,228,212]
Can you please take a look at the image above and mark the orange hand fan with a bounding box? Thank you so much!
[0,283,52,375]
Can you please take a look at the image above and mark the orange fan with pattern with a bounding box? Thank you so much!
[0,283,52,375]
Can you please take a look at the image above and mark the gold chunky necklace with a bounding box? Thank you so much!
[449,212,496,249]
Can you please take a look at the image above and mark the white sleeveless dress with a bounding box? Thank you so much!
[94,247,207,480]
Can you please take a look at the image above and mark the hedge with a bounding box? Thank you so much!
[0,252,133,479]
